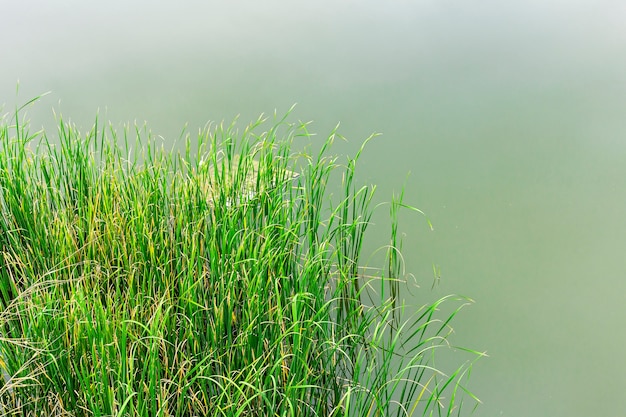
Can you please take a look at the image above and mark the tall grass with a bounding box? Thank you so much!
[0,100,483,416]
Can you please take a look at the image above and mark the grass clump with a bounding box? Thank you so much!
[0,100,482,416]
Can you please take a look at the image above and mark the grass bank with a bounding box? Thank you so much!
[0,101,482,416]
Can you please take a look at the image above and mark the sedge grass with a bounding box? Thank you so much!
[0,100,483,416]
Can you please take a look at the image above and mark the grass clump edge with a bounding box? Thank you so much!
[0,99,484,416]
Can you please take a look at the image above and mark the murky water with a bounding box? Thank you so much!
[3,1,626,415]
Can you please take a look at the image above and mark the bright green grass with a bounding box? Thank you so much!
[0,99,483,416]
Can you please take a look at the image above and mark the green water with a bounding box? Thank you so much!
[3,1,626,415]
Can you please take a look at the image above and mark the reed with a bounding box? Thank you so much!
[0,99,482,416]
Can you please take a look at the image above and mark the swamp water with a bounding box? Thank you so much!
[2,1,626,415]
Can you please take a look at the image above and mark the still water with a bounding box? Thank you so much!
[2,1,626,415]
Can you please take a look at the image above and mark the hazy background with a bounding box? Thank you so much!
[2,1,626,415]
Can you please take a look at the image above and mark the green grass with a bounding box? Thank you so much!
[0,99,483,416]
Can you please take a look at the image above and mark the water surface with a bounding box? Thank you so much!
[2,1,626,415]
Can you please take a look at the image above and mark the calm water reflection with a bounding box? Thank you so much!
[2,1,626,415]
